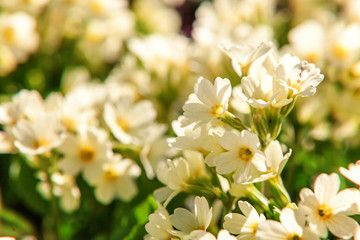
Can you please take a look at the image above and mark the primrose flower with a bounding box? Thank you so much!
[58,126,112,183]
[339,160,360,186]
[0,12,39,62]
[89,154,140,204]
[256,207,320,240]
[103,97,157,145]
[12,112,64,155]
[224,201,266,239]
[221,41,273,77]
[298,173,360,239]
[154,150,207,205]
[145,203,176,240]
[169,196,213,238]
[275,54,324,98]
[213,130,267,183]
[182,76,231,126]
[184,229,237,240]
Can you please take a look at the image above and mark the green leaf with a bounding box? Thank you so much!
[0,208,35,237]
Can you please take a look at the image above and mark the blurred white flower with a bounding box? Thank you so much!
[0,12,39,63]
[103,97,157,145]
[221,42,273,77]
[213,130,266,183]
[12,112,64,155]
[298,173,360,239]
[37,171,81,213]
[89,154,140,204]
[224,201,266,240]
[339,160,360,186]
[58,126,111,183]
[287,20,326,64]
[128,34,190,78]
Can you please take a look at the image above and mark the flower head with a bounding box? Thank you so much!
[182,76,231,126]
[213,130,266,183]
[298,173,360,239]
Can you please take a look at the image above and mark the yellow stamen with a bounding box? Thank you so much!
[89,0,103,14]
[332,44,348,60]
[317,204,333,220]
[103,169,119,182]
[287,234,302,240]
[34,139,49,149]
[211,104,224,117]
[78,146,95,163]
[238,147,254,162]
[117,117,130,132]
[2,26,15,43]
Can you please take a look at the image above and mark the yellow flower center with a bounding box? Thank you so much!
[306,51,320,63]
[117,117,130,132]
[89,0,104,14]
[2,26,15,43]
[317,204,333,220]
[78,146,95,163]
[238,147,254,162]
[63,117,76,132]
[332,44,349,60]
[211,104,224,117]
[103,168,119,182]
[287,234,302,240]
[34,139,49,149]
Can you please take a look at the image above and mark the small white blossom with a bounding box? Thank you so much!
[213,130,267,183]
[298,173,360,239]
[339,160,360,186]
[182,76,231,126]
[224,201,266,240]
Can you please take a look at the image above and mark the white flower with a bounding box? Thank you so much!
[12,112,64,155]
[275,54,324,98]
[298,173,360,239]
[103,97,157,145]
[89,154,141,204]
[37,171,81,213]
[287,20,325,63]
[328,22,360,64]
[128,34,190,78]
[184,229,237,240]
[256,207,320,240]
[250,140,292,182]
[182,77,231,126]
[169,116,225,166]
[213,130,267,183]
[224,201,266,240]
[339,160,360,186]
[58,126,112,183]
[154,150,207,205]
[145,203,176,240]
[221,41,273,77]
[169,196,213,238]
[0,12,39,62]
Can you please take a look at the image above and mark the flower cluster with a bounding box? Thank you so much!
[0,0,360,239]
